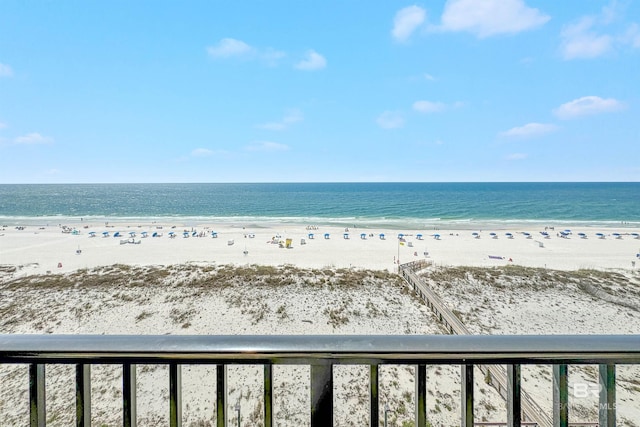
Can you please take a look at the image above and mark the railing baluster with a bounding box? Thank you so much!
[310,362,333,427]
[263,364,272,427]
[552,364,567,427]
[461,364,473,427]
[169,363,182,427]
[216,364,225,427]
[29,363,46,427]
[75,363,91,427]
[370,364,379,427]
[416,364,426,427]
[123,363,137,427]
[507,364,521,427]
[599,364,616,427]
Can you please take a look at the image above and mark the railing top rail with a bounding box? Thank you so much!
[1,334,639,364]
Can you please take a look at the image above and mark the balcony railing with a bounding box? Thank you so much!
[1,334,638,427]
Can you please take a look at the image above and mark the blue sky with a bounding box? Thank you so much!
[1,0,639,183]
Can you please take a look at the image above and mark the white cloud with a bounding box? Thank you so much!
[262,48,287,66]
[560,17,614,59]
[500,123,558,138]
[554,96,624,119]
[438,0,550,38]
[506,153,528,160]
[0,63,13,77]
[560,2,640,60]
[376,111,405,129]
[0,122,7,129]
[413,100,446,113]
[424,73,436,81]
[206,38,253,58]
[258,109,304,131]
[294,50,326,71]
[245,141,289,152]
[14,133,53,145]
[392,6,427,42]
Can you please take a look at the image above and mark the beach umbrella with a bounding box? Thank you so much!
[183,231,189,237]
[632,233,639,239]
[324,233,330,239]
[612,233,622,239]
[308,233,314,239]
[596,233,605,239]
[398,233,404,239]
[578,232,587,238]
[490,232,497,238]
[360,233,367,240]
[505,232,513,238]
[102,231,109,236]
[472,232,480,238]
[432,234,440,240]
[379,233,385,240]
[343,233,349,239]
[113,232,121,237]
[88,231,96,237]
[211,231,218,238]
[416,234,423,240]
[129,231,136,237]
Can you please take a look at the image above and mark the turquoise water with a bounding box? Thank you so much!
[0,183,638,229]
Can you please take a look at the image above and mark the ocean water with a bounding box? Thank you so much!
[0,183,638,229]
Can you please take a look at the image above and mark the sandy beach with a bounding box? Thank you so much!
[1,220,639,276]
[1,220,639,426]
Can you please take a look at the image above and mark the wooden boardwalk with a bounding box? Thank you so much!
[399,260,553,427]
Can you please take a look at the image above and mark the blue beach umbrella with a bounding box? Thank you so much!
[432,234,440,240]
[416,234,423,240]
[505,232,513,238]
[596,233,605,239]
[379,233,385,240]
[324,233,330,239]
[308,233,314,239]
[578,232,587,238]
[88,231,96,237]
[360,233,366,240]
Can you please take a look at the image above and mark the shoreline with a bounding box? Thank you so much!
[2,219,639,277]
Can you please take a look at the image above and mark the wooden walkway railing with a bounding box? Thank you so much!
[399,260,554,427]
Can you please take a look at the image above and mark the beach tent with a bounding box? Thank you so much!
[416,234,423,240]
[612,233,622,239]
[324,233,330,239]
[540,231,550,239]
[379,233,385,240]
[343,233,349,239]
[360,233,367,240]
[522,232,532,239]
[632,233,640,239]
[308,233,314,239]
[505,232,514,239]
[596,233,605,239]
[578,232,587,239]
[490,232,497,239]
[472,232,480,239]
[152,232,158,237]
[113,232,121,237]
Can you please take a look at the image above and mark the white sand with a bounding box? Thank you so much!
[1,221,639,275]
[1,220,639,426]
